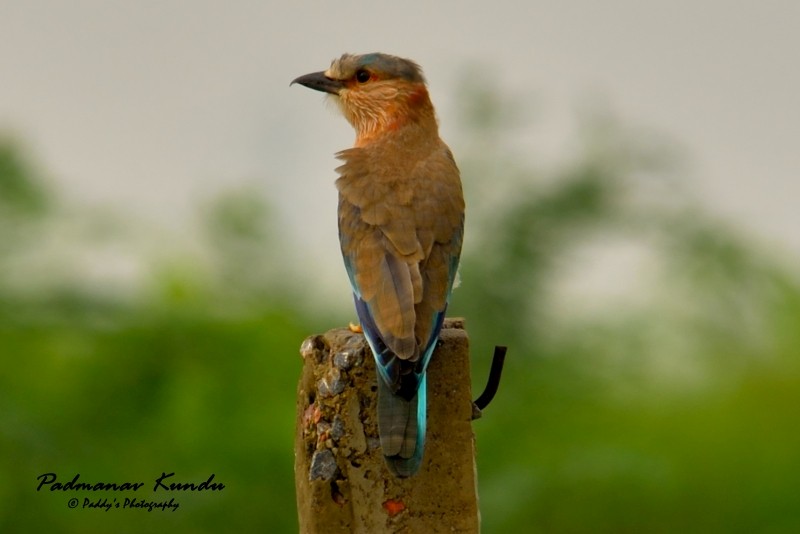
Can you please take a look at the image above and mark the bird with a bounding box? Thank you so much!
[292,53,464,477]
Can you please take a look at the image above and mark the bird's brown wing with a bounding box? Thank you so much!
[336,143,463,362]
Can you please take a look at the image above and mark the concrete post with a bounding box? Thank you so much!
[294,319,479,533]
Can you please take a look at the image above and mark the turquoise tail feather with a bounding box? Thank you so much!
[377,374,427,477]
[354,294,445,477]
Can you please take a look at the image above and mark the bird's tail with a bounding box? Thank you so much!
[376,373,427,478]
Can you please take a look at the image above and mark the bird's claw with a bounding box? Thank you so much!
[348,322,363,334]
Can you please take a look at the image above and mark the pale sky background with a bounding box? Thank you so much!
[1,1,798,299]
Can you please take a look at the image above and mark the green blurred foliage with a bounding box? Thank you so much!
[0,140,49,218]
[449,79,800,533]
[2,79,800,533]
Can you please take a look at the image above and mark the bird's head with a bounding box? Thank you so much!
[292,53,435,145]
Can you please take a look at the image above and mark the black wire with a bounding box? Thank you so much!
[473,346,507,411]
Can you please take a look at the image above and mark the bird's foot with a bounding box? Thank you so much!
[348,322,363,334]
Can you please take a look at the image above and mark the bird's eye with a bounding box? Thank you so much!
[355,69,371,83]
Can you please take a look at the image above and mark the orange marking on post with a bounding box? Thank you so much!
[382,498,406,517]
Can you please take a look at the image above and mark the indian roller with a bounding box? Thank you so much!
[292,53,465,477]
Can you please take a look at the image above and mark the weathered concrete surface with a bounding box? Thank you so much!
[294,319,479,533]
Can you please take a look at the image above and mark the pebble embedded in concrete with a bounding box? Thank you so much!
[309,449,338,481]
[318,368,345,397]
[333,336,365,370]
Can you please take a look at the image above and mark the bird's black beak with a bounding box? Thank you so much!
[291,71,344,95]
